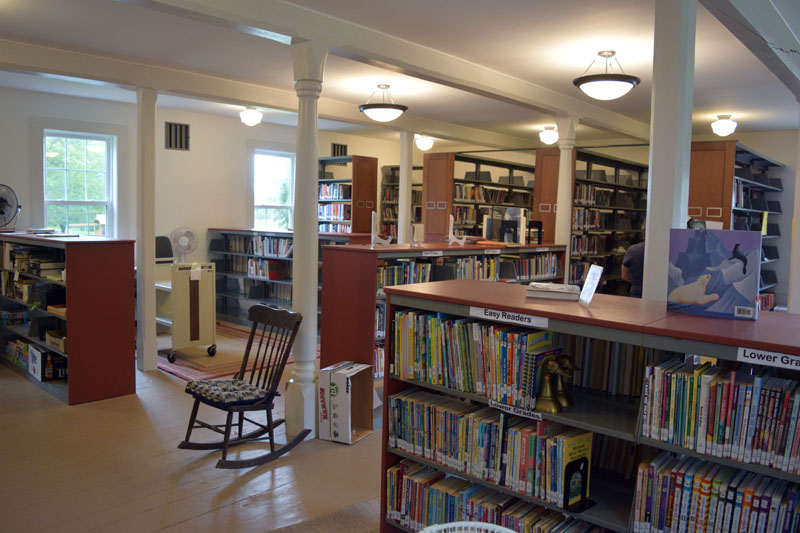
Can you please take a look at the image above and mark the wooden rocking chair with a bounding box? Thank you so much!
[177,305,310,469]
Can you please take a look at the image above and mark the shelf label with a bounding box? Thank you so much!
[489,399,542,420]
[469,306,548,329]
[422,250,443,257]
[737,347,800,370]
[485,249,502,255]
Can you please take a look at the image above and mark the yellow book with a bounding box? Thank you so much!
[560,430,593,509]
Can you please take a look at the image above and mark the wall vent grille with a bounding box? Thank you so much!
[165,122,190,150]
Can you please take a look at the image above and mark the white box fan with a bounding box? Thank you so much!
[170,226,199,262]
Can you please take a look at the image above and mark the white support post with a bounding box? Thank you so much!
[642,0,696,300]
[397,131,414,244]
[286,40,327,439]
[135,87,158,371]
[554,115,577,277]
[788,120,800,312]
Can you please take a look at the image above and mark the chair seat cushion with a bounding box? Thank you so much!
[186,378,267,407]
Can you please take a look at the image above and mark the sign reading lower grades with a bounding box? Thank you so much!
[737,347,800,370]
[469,306,549,329]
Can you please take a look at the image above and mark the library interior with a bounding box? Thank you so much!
[2,1,800,532]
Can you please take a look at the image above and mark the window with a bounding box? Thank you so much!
[253,151,294,231]
[43,130,116,236]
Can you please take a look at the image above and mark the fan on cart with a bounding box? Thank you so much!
[170,226,198,262]
[0,185,21,232]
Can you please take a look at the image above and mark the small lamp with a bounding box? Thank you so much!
[359,84,408,122]
[239,108,263,127]
[539,126,559,145]
[711,115,737,137]
[414,134,434,151]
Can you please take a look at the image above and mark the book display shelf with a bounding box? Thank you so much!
[380,279,800,532]
[207,228,370,324]
[0,234,134,405]
[320,243,566,380]
[422,152,536,242]
[379,165,423,242]
[689,141,786,310]
[570,151,649,294]
[318,155,378,234]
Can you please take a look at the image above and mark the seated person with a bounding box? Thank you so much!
[621,221,645,298]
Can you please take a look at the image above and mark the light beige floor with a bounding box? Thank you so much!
[0,364,381,533]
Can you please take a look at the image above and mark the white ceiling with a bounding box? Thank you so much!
[0,0,797,144]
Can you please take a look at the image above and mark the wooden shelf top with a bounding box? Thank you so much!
[384,279,800,355]
[321,242,566,255]
[0,233,134,246]
[208,228,371,239]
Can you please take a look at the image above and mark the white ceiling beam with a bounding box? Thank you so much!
[119,0,651,140]
[700,0,800,100]
[0,38,534,149]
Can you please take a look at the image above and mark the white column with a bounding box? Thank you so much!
[286,40,327,439]
[397,131,414,244]
[642,0,696,300]
[554,115,577,270]
[788,121,800,312]
[135,87,158,371]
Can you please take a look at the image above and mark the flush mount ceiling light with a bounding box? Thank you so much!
[414,134,434,151]
[711,114,737,137]
[573,50,641,101]
[239,108,263,127]
[539,126,559,145]
[358,84,408,122]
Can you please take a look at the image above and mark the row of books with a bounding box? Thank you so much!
[512,253,560,281]
[572,208,612,231]
[244,258,288,281]
[758,292,775,311]
[318,223,350,233]
[392,309,555,408]
[374,344,384,379]
[453,205,478,225]
[380,223,398,239]
[386,459,600,532]
[224,234,292,257]
[569,261,589,285]
[559,335,676,398]
[1,244,64,278]
[236,278,292,303]
[634,452,800,533]
[318,183,351,200]
[382,206,398,221]
[455,256,501,281]
[573,183,614,207]
[642,361,800,474]
[570,235,603,257]
[375,303,386,338]
[387,389,593,508]
[382,186,398,202]
[317,203,351,221]
[376,262,432,296]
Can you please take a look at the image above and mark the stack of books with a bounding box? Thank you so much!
[526,282,580,301]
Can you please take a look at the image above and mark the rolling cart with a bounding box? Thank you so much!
[156,262,217,363]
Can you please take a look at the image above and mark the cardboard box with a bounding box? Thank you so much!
[46,304,67,318]
[28,345,67,381]
[317,362,373,444]
[45,329,67,353]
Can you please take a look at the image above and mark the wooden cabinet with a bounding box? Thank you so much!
[0,234,135,404]
[318,155,378,234]
[688,141,736,227]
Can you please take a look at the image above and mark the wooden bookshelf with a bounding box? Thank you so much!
[320,243,565,379]
[379,279,800,532]
[689,141,786,309]
[318,155,378,234]
[379,165,423,242]
[0,234,135,405]
[207,228,369,324]
[422,152,536,242]
[569,150,649,295]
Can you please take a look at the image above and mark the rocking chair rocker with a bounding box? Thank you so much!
[177,305,310,469]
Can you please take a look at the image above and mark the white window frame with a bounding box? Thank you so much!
[247,140,296,231]
[31,118,126,239]
[42,129,117,237]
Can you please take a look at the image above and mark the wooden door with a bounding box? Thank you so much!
[533,148,561,243]
[351,155,378,233]
[422,152,454,242]
[689,141,735,228]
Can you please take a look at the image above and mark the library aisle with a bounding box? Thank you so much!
[0,363,380,533]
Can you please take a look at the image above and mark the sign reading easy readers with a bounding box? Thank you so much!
[737,347,800,370]
[469,306,548,329]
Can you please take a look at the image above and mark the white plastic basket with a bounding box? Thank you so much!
[417,522,516,533]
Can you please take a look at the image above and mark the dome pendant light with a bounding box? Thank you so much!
[711,114,737,137]
[573,51,641,101]
[539,126,559,145]
[239,108,263,126]
[414,134,434,151]
[358,84,408,122]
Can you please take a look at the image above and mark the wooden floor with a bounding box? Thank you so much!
[0,364,381,532]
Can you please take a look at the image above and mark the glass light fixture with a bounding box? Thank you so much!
[414,134,434,151]
[239,108,263,127]
[711,114,737,137]
[573,51,641,101]
[359,84,408,122]
[539,126,559,145]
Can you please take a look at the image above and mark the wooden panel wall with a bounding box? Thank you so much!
[422,152,455,242]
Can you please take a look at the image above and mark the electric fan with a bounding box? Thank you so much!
[169,226,199,262]
[0,185,21,232]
